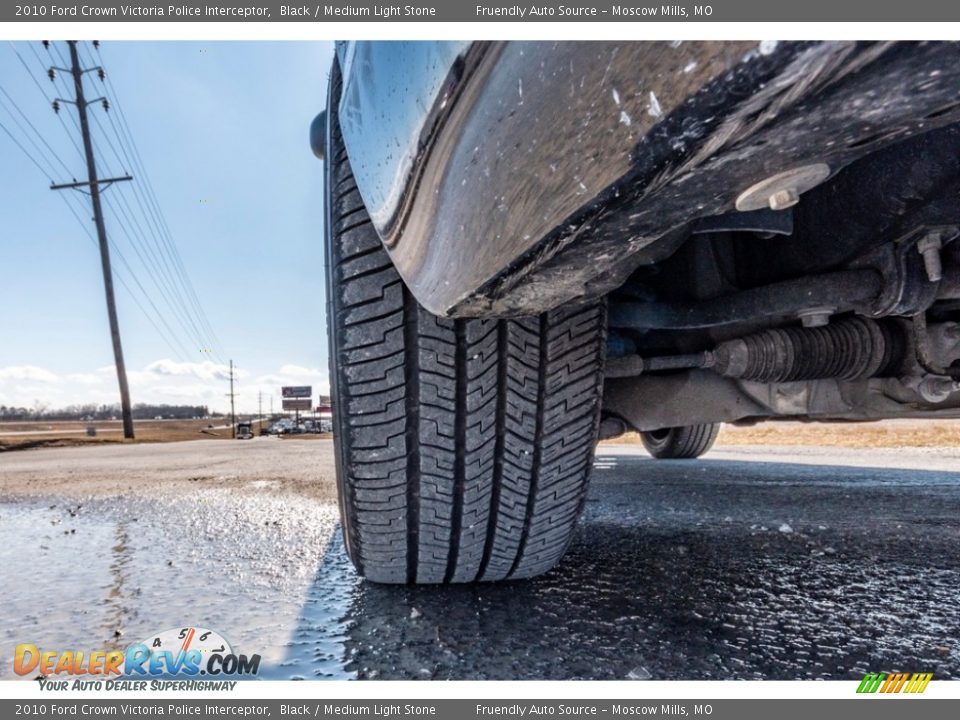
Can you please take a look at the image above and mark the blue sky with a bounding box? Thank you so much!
[1,41,335,414]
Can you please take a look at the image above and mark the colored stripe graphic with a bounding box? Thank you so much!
[906,673,933,693]
[857,672,932,694]
[857,673,886,693]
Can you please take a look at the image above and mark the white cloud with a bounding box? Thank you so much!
[143,359,246,382]
[252,365,329,396]
[65,373,104,385]
[277,364,325,378]
[148,383,222,400]
[0,365,60,383]
[0,359,327,413]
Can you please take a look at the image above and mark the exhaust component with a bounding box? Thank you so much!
[597,416,628,441]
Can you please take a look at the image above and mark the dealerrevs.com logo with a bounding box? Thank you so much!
[14,626,261,689]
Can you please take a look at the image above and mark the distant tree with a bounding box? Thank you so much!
[2,403,211,421]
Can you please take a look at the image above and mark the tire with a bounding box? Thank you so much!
[640,424,720,459]
[324,62,607,584]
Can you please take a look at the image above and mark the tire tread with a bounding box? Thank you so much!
[326,63,605,584]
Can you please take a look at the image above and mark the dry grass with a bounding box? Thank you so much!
[0,419,259,451]
[5,419,960,452]
[718,421,960,448]
[602,420,960,449]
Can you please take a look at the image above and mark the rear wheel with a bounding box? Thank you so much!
[324,63,607,584]
[640,424,720,459]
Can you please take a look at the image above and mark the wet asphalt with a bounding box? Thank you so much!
[2,442,959,681]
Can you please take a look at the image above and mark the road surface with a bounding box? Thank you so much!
[1,438,958,680]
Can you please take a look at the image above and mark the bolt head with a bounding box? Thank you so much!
[799,309,833,328]
[917,235,943,253]
[769,188,800,211]
[802,315,829,328]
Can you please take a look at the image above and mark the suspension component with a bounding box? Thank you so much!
[608,269,882,330]
[713,317,904,382]
[605,317,908,382]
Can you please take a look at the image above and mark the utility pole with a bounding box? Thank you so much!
[258,390,263,432]
[50,41,135,439]
[229,359,236,439]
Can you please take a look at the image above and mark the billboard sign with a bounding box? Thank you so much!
[282,398,312,411]
[281,386,312,399]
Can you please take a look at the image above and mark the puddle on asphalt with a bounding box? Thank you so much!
[0,494,358,680]
[3,451,960,681]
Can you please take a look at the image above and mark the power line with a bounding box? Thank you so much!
[0,116,55,179]
[44,42,86,140]
[0,94,60,180]
[56,185,213,366]
[229,359,237,438]
[52,40,135,439]
[58,193,194,363]
[94,42,227,364]
[80,132,224,366]
[78,60,226,367]
[99,84,226,363]
[27,41,84,148]
[102,190,217,354]
[0,84,74,180]
[97,170,217,355]
[112,119,229,366]
[95,177,220,357]
[67,41,226,365]
[0,100,195,364]
[4,43,208,368]
[7,41,84,162]
[2,40,230,379]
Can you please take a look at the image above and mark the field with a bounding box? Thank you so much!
[605,419,960,449]
[0,418,302,451]
[3,418,959,452]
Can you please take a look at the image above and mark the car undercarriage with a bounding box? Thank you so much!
[602,118,960,435]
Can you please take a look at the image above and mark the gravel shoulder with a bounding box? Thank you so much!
[0,437,338,503]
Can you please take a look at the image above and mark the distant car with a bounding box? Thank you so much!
[316,41,960,584]
[301,418,332,434]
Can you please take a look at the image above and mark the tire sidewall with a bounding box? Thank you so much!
[640,428,675,457]
[323,59,361,567]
